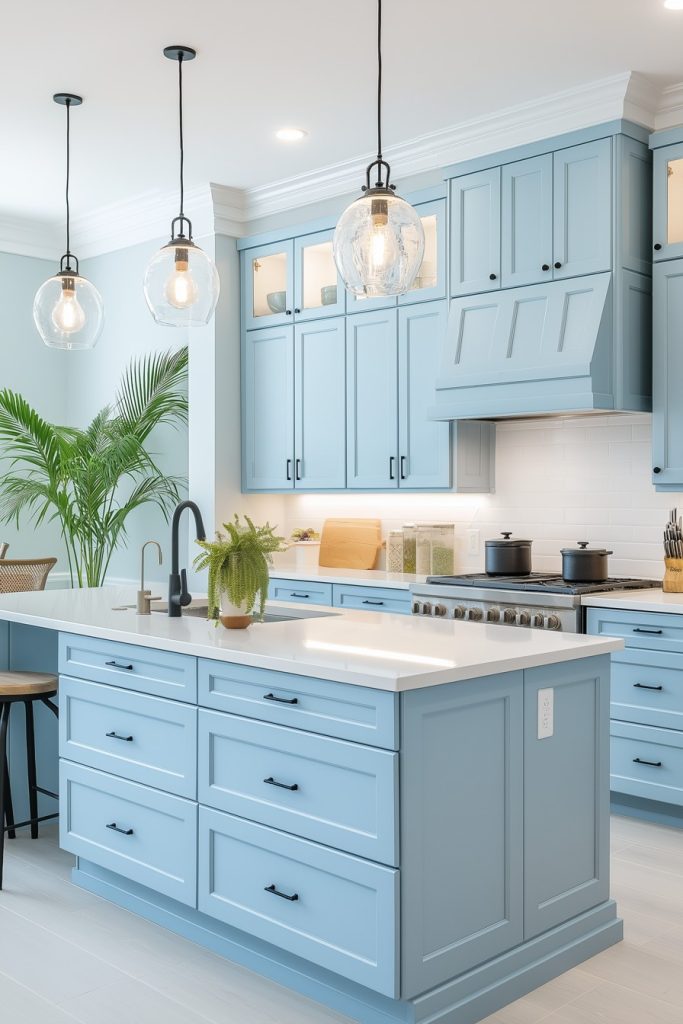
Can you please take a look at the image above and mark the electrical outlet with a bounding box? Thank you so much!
[537,688,554,739]
[467,529,480,556]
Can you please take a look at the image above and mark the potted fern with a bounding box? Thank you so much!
[194,515,286,628]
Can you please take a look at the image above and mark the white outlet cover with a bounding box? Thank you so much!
[537,687,554,739]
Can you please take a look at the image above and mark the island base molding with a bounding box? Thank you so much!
[73,858,623,1024]
[611,793,683,830]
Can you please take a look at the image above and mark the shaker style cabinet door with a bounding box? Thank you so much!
[450,167,501,296]
[242,241,295,331]
[553,138,612,279]
[398,301,451,489]
[653,142,683,263]
[294,318,346,489]
[243,325,295,491]
[346,308,399,489]
[501,154,553,288]
[293,229,345,321]
[398,197,447,305]
[652,260,683,489]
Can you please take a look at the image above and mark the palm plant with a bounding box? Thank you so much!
[194,515,286,621]
[0,347,188,587]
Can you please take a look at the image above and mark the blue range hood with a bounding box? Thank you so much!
[430,272,652,420]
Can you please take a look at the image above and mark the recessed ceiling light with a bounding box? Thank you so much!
[664,0,683,9]
[275,127,308,142]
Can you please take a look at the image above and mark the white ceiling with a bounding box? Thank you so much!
[3,0,683,229]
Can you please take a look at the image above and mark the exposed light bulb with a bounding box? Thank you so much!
[368,198,399,273]
[51,278,85,334]
[164,248,199,309]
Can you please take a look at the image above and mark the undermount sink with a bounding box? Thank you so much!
[112,601,335,623]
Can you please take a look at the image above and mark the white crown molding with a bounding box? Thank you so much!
[2,70,679,260]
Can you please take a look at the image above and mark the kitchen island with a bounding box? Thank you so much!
[0,587,623,1024]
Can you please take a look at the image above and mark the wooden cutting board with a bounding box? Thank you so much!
[319,518,382,569]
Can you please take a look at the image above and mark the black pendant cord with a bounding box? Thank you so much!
[65,98,71,261]
[376,0,382,164]
[178,52,185,222]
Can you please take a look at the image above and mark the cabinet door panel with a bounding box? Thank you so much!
[398,301,451,488]
[553,139,612,279]
[242,241,294,330]
[653,142,683,262]
[451,167,501,296]
[653,260,683,488]
[502,154,553,288]
[399,197,447,305]
[243,326,294,490]
[400,672,523,997]
[294,230,345,321]
[346,309,398,489]
[294,318,346,489]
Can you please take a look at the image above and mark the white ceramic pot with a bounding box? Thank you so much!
[219,592,253,629]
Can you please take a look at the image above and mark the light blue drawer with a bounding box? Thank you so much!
[268,578,332,605]
[59,632,197,703]
[59,677,197,798]
[198,659,398,749]
[610,721,683,806]
[611,649,683,731]
[60,761,197,906]
[198,710,398,864]
[198,807,398,997]
[586,608,683,655]
[332,584,411,615]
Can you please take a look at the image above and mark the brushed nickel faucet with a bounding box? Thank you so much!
[137,541,163,614]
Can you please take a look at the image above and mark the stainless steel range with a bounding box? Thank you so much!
[410,573,660,633]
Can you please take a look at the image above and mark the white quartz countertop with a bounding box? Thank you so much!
[0,586,623,691]
[582,588,683,614]
[270,566,424,590]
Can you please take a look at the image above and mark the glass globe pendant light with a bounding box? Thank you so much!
[333,0,424,297]
[143,46,220,327]
[33,94,104,350]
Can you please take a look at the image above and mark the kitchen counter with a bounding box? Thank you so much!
[582,588,682,614]
[0,585,621,691]
[270,564,424,590]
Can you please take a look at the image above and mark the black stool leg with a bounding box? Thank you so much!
[0,702,11,889]
[3,755,15,839]
[25,701,38,840]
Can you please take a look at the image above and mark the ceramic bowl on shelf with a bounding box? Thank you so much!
[266,290,287,313]
[321,285,337,305]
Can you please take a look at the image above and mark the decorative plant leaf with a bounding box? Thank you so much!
[0,347,188,588]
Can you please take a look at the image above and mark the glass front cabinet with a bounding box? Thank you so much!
[653,142,683,262]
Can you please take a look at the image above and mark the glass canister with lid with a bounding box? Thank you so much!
[416,524,433,575]
[402,523,417,573]
[430,523,455,575]
[386,530,404,573]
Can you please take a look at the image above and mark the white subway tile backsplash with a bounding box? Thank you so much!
[278,414,682,581]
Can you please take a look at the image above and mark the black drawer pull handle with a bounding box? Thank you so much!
[289,592,310,599]
[265,883,299,902]
[389,456,396,481]
[363,599,385,606]
[263,692,298,705]
[400,455,407,480]
[632,628,663,635]
[106,822,134,835]
[105,660,134,670]
[633,683,664,692]
[633,757,662,768]
[264,776,299,791]
[106,731,134,742]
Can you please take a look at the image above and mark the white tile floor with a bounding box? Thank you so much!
[0,815,681,1023]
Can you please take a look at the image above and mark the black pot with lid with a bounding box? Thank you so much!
[485,532,532,576]
[561,541,613,583]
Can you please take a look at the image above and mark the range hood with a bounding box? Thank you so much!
[430,272,652,420]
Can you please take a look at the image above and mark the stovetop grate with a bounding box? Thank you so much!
[424,574,661,596]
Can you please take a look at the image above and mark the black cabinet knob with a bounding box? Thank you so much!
[554,261,562,269]
[285,309,292,316]
[489,273,497,281]
[654,243,662,251]
[542,264,550,271]
[294,308,301,314]
[654,466,662,474]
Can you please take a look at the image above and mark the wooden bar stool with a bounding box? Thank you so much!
[0,554,59,890]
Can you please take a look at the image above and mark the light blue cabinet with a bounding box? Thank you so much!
[293,229,345,321]
[398,301,451,488]
[652,141,683,262]
[346,307,399,488]
[267,578,333,605]
[332,583,411,615]
[243,324,295,490]
[398,197,447,305]
[553,138,612,279]
[294,318,346,489]
[502,154,553,288]
[652,258,683,489]
[450,167,501,296]
[242,240,295,331]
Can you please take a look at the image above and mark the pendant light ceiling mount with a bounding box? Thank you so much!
[33,91,104,349]
[144,43,220,326]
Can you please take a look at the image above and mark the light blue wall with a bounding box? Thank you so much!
[0,250,69,573]
[75,238,189,586]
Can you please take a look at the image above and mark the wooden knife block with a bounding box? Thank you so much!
[663,558,683,593]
